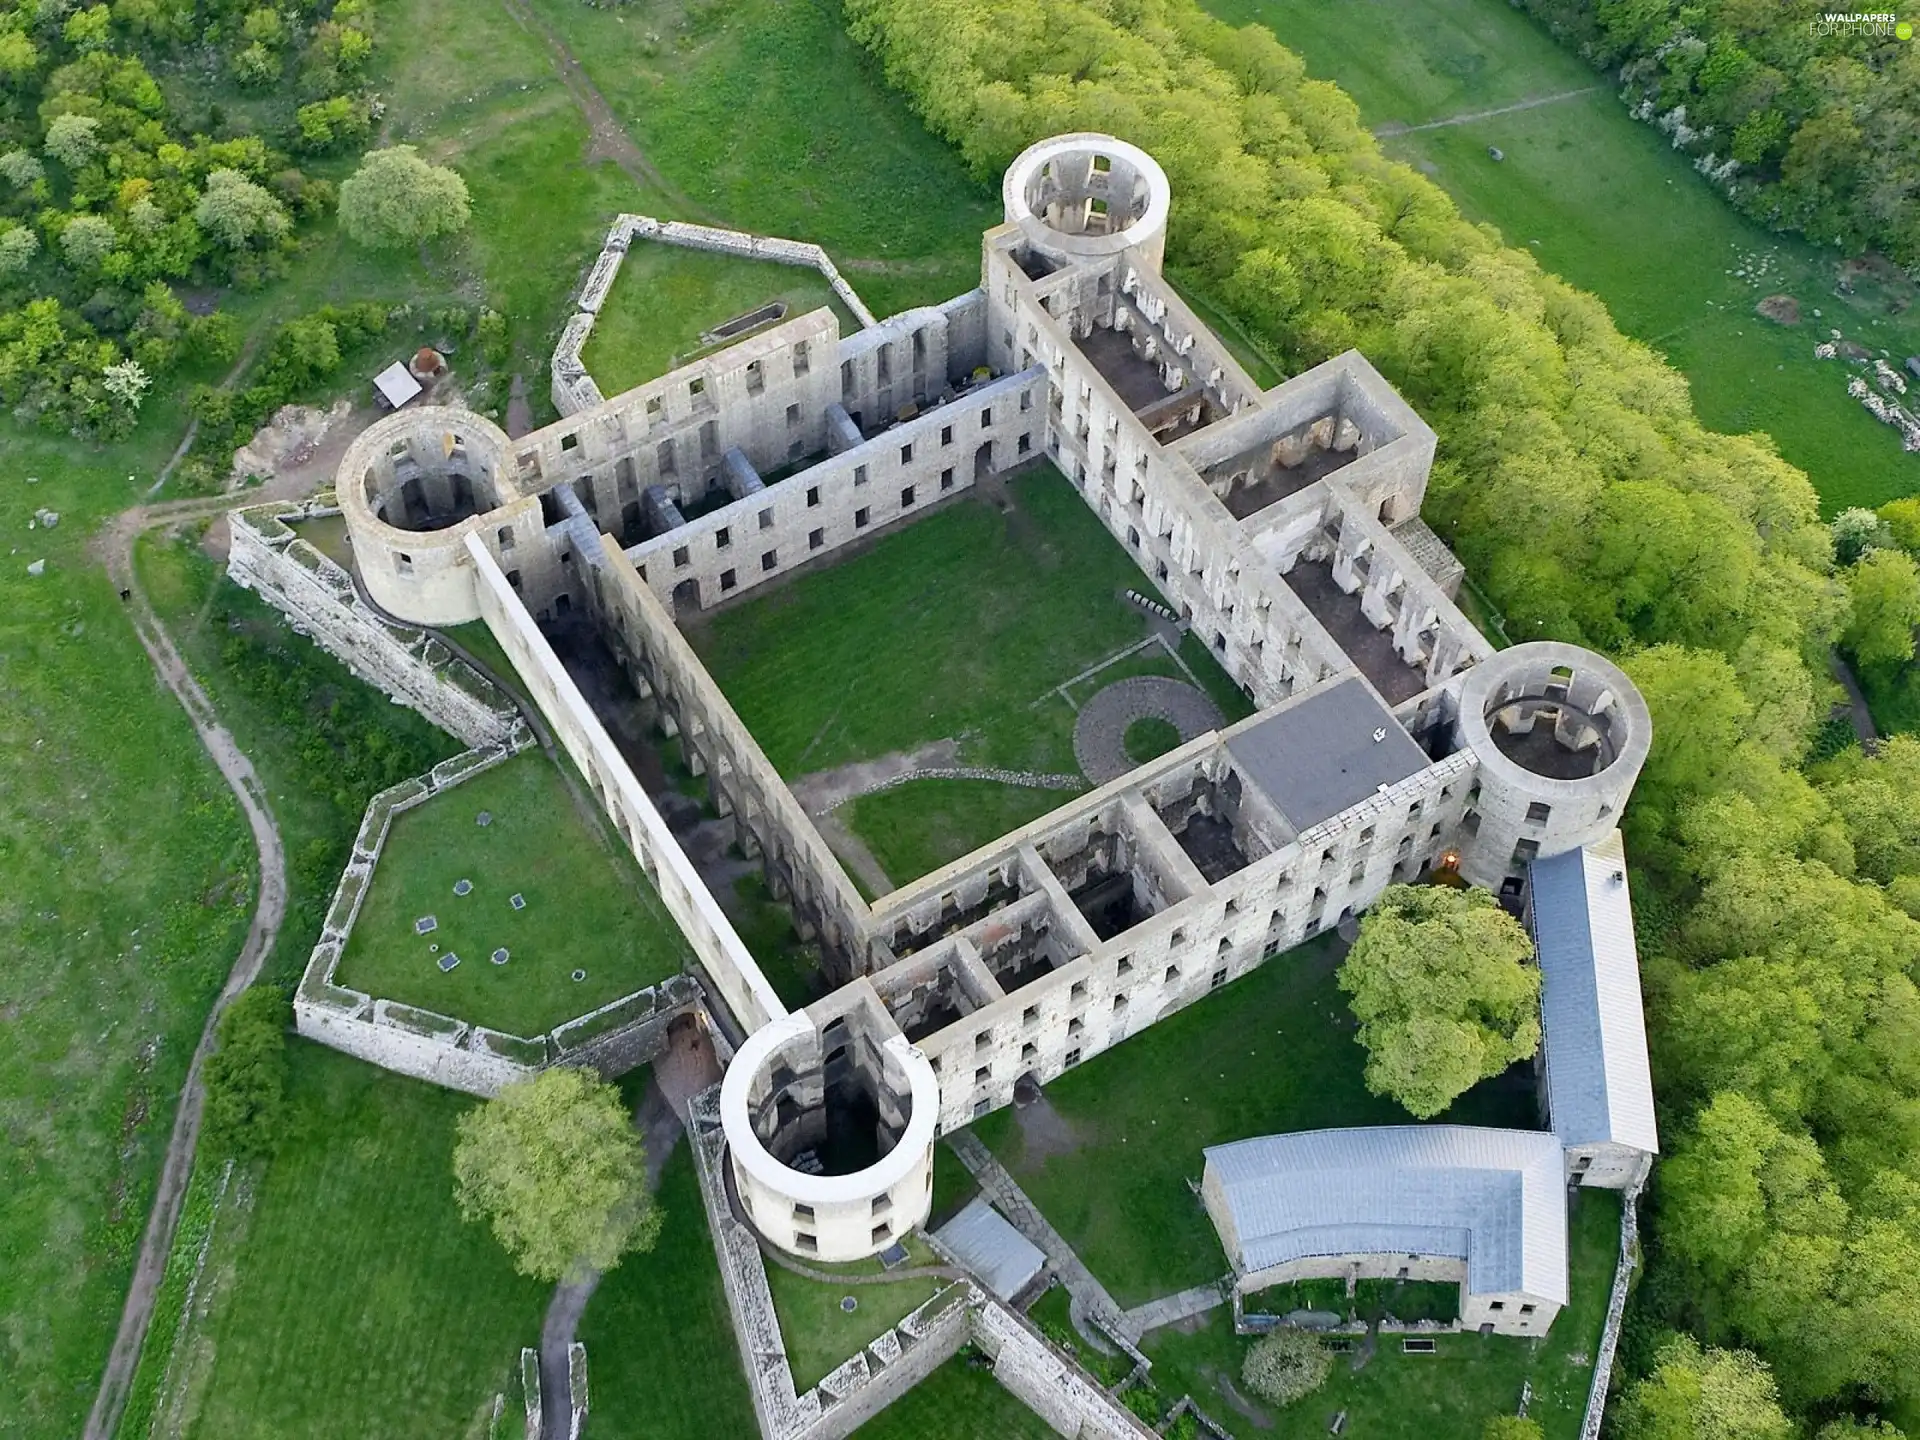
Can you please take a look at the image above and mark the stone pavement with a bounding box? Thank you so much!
[1072,676,1224,784]
[945,1131,1137,1342]
[1120,1281,1227,1337]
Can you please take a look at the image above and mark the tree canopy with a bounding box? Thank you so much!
[1337,885,1540,1118]
[452,1067,659,1282]
[1613,1336,1795,1440]
[199,986,290,1162]
[1241,1328,1332,1407]
[336,145,470,250]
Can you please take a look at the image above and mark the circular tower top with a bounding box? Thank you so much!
[1002,133,1171,270]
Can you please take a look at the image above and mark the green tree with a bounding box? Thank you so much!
[1337,885,1540,1118]
[58,213,116,270]
[1482,1418,1543,1440]
[0,225,38,276]
[44,112,101,169]
[452,1067,658,1281]
[200,986,291,1161]
[0,149,42,188]
[1833,507,1893,565]
[1877,497,1920,556]
[0,28,39,84]
[1840,550,1920,674]
[192,168,289,250]
[1614,1336,1795,1440]
[336,145,469,249]
[1241,1328,1332,1406]
[1814,1421,1907,1440]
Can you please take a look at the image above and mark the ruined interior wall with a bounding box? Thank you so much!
[463,533,788,1036]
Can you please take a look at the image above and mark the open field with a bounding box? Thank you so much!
[1141,1190,1621,1439]
[571,1145,757,1440]
[851,1355,1061,1439]
[519,0,996,319]
[1204,0,1920,515]
[686,466,1156,776]
[166,1043,547,1440]
[583,246,859,396]
[335,749,689,1035]
[843,780,1076,889]
[764,1240,951,1391]
[970,935,1538,1308]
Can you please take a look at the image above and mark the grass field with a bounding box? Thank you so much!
[765,1244,952,1391]
[1203,0,1920,515]
[687,466,1157,777]
[166,1043,548,1440]
[571,1146,757,1440]
[970,935,1538,1308]
[519,0,996,320]
[334,750,689,1035]
[852,1354,1061,1438]
[843,780,1077,888]
[1141,1190,1622,1440]
[582,246,860,396]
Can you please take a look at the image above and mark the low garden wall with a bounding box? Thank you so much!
[227,497,521,750]
[293,742,703,1098]
[552,213,878,416]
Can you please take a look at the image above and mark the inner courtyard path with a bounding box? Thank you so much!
[1119,1282,1228,1337]
[1072,676,1223,785]
[945,1131,1138,1343]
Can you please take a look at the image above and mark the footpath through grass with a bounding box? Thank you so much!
[687,466,1155,777]
[572,1145,757,1440]
[1142,1190,1622,1439]
[583,246,859,395]
[970,935,1538,1308]
[1206,0,1920,514]
[335,749,690,1036]
[167,1043,548,1440]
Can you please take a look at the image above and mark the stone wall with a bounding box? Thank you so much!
[292,741,704,1096]
[971,1301,1159,1439]
[553,213,879,417]
[227,497,521,749]
[464,533,790,1035]
[1580,1159,1651,1440]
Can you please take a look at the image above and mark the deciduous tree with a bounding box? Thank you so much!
[336,145,469,249]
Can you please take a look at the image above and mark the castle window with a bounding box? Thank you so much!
[809,528,824,551]
[759,507,774,530]
[715,527,731,550]
[855,507,871,529]
[807,486,820,507]
[761,550,777,572]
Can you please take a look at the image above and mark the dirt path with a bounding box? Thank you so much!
[82,489,295,1440]
[1829,648,1881,752]
[1373,85,1601,137]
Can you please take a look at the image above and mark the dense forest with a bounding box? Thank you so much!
[844,0,1920,1430]
[0,0,378,437]
[1516,0,1920,268]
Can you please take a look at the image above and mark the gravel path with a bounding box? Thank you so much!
[1071,676,1223,785]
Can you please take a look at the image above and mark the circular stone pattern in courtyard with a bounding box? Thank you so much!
[1073,676,1223,784]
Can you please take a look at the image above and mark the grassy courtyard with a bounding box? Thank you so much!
[161,1044,549,1440]
[843,779,1076,888]
[334,750,689,1035]
[969,935,1538,1308]
[582,245,861,396]
[1141,1190,1622,1440]
[852,1353,1061,1439]
[687,465,1157,777]
[1206,0,1920,514]
[764,1237,953,1390]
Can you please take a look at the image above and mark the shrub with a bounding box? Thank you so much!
[1241,1329,1332,1407]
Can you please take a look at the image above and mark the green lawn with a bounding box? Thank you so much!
[1204,0,1920,514]
[1124,717,1183,765]
[969,935,1539,1308]
[1142,1190,1622,1440]
[518,0,995,319]
[583,245,859,396]
[844,780,1077,888]
[0,425,260,1440]
[168,1043,549,1440]
[686,466,1158,777]
[765,1241,952,1391]
[572,1146,757,1440]
[335,750,689,1035]
[851,1353,1062,1439]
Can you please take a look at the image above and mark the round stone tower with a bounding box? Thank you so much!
[1451,642,1652,892]
[336,406,521,626]
[1002,132,1172,274]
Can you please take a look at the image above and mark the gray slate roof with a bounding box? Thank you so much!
[1529,831,1659,1156]
[1225,678,1429,831]
[935,1198,1046,1302]
[1204,1125,1568,1304]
